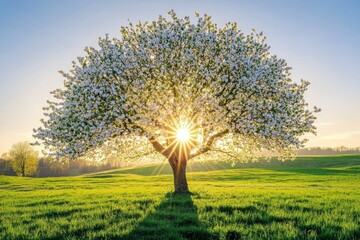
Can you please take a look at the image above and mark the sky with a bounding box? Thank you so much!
[0,0,359,154]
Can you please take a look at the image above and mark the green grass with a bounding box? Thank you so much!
[0,155,359,239]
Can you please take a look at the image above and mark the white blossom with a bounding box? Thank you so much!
[33,11,319,162]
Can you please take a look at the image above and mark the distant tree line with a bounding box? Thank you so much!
[0,159,16,176]
[36,157,126,177]
[0,156,131,177]
[297,146,360,155]
[0,141,132,177]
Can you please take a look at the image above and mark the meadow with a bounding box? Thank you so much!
[0,155,359,239]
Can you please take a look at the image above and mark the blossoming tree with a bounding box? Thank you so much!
[34,11,319,193]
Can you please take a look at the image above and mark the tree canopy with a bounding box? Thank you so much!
[34,11,319,164]
[9,142,38,177]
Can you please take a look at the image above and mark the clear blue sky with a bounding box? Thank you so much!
[0,0,359,154]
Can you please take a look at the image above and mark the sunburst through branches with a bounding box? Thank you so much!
[162,116,198,161]
[176,127,190,142]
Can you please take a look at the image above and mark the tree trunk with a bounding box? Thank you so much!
[21,160,25,177]
[169,156,189,193]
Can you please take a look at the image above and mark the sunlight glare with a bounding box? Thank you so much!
[176,127,190,142]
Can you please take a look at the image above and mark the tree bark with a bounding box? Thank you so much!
[169,155,189,193]
[147,130,230,192]
[148,135,190,193]
[21,159,25,177]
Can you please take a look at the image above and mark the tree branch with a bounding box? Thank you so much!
[147,136,177,160]
[148,136,166,156]
[210,148,241,160]
[128,122,176,160]
[190,129,229,159]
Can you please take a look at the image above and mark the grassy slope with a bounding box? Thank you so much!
[0,155,359,239]
[95,154,360,176]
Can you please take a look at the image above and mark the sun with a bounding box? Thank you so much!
[176,127,190,142]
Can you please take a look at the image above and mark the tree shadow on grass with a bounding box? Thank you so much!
[122,192,214,240]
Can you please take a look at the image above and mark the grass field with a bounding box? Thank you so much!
[0,155,359,239]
